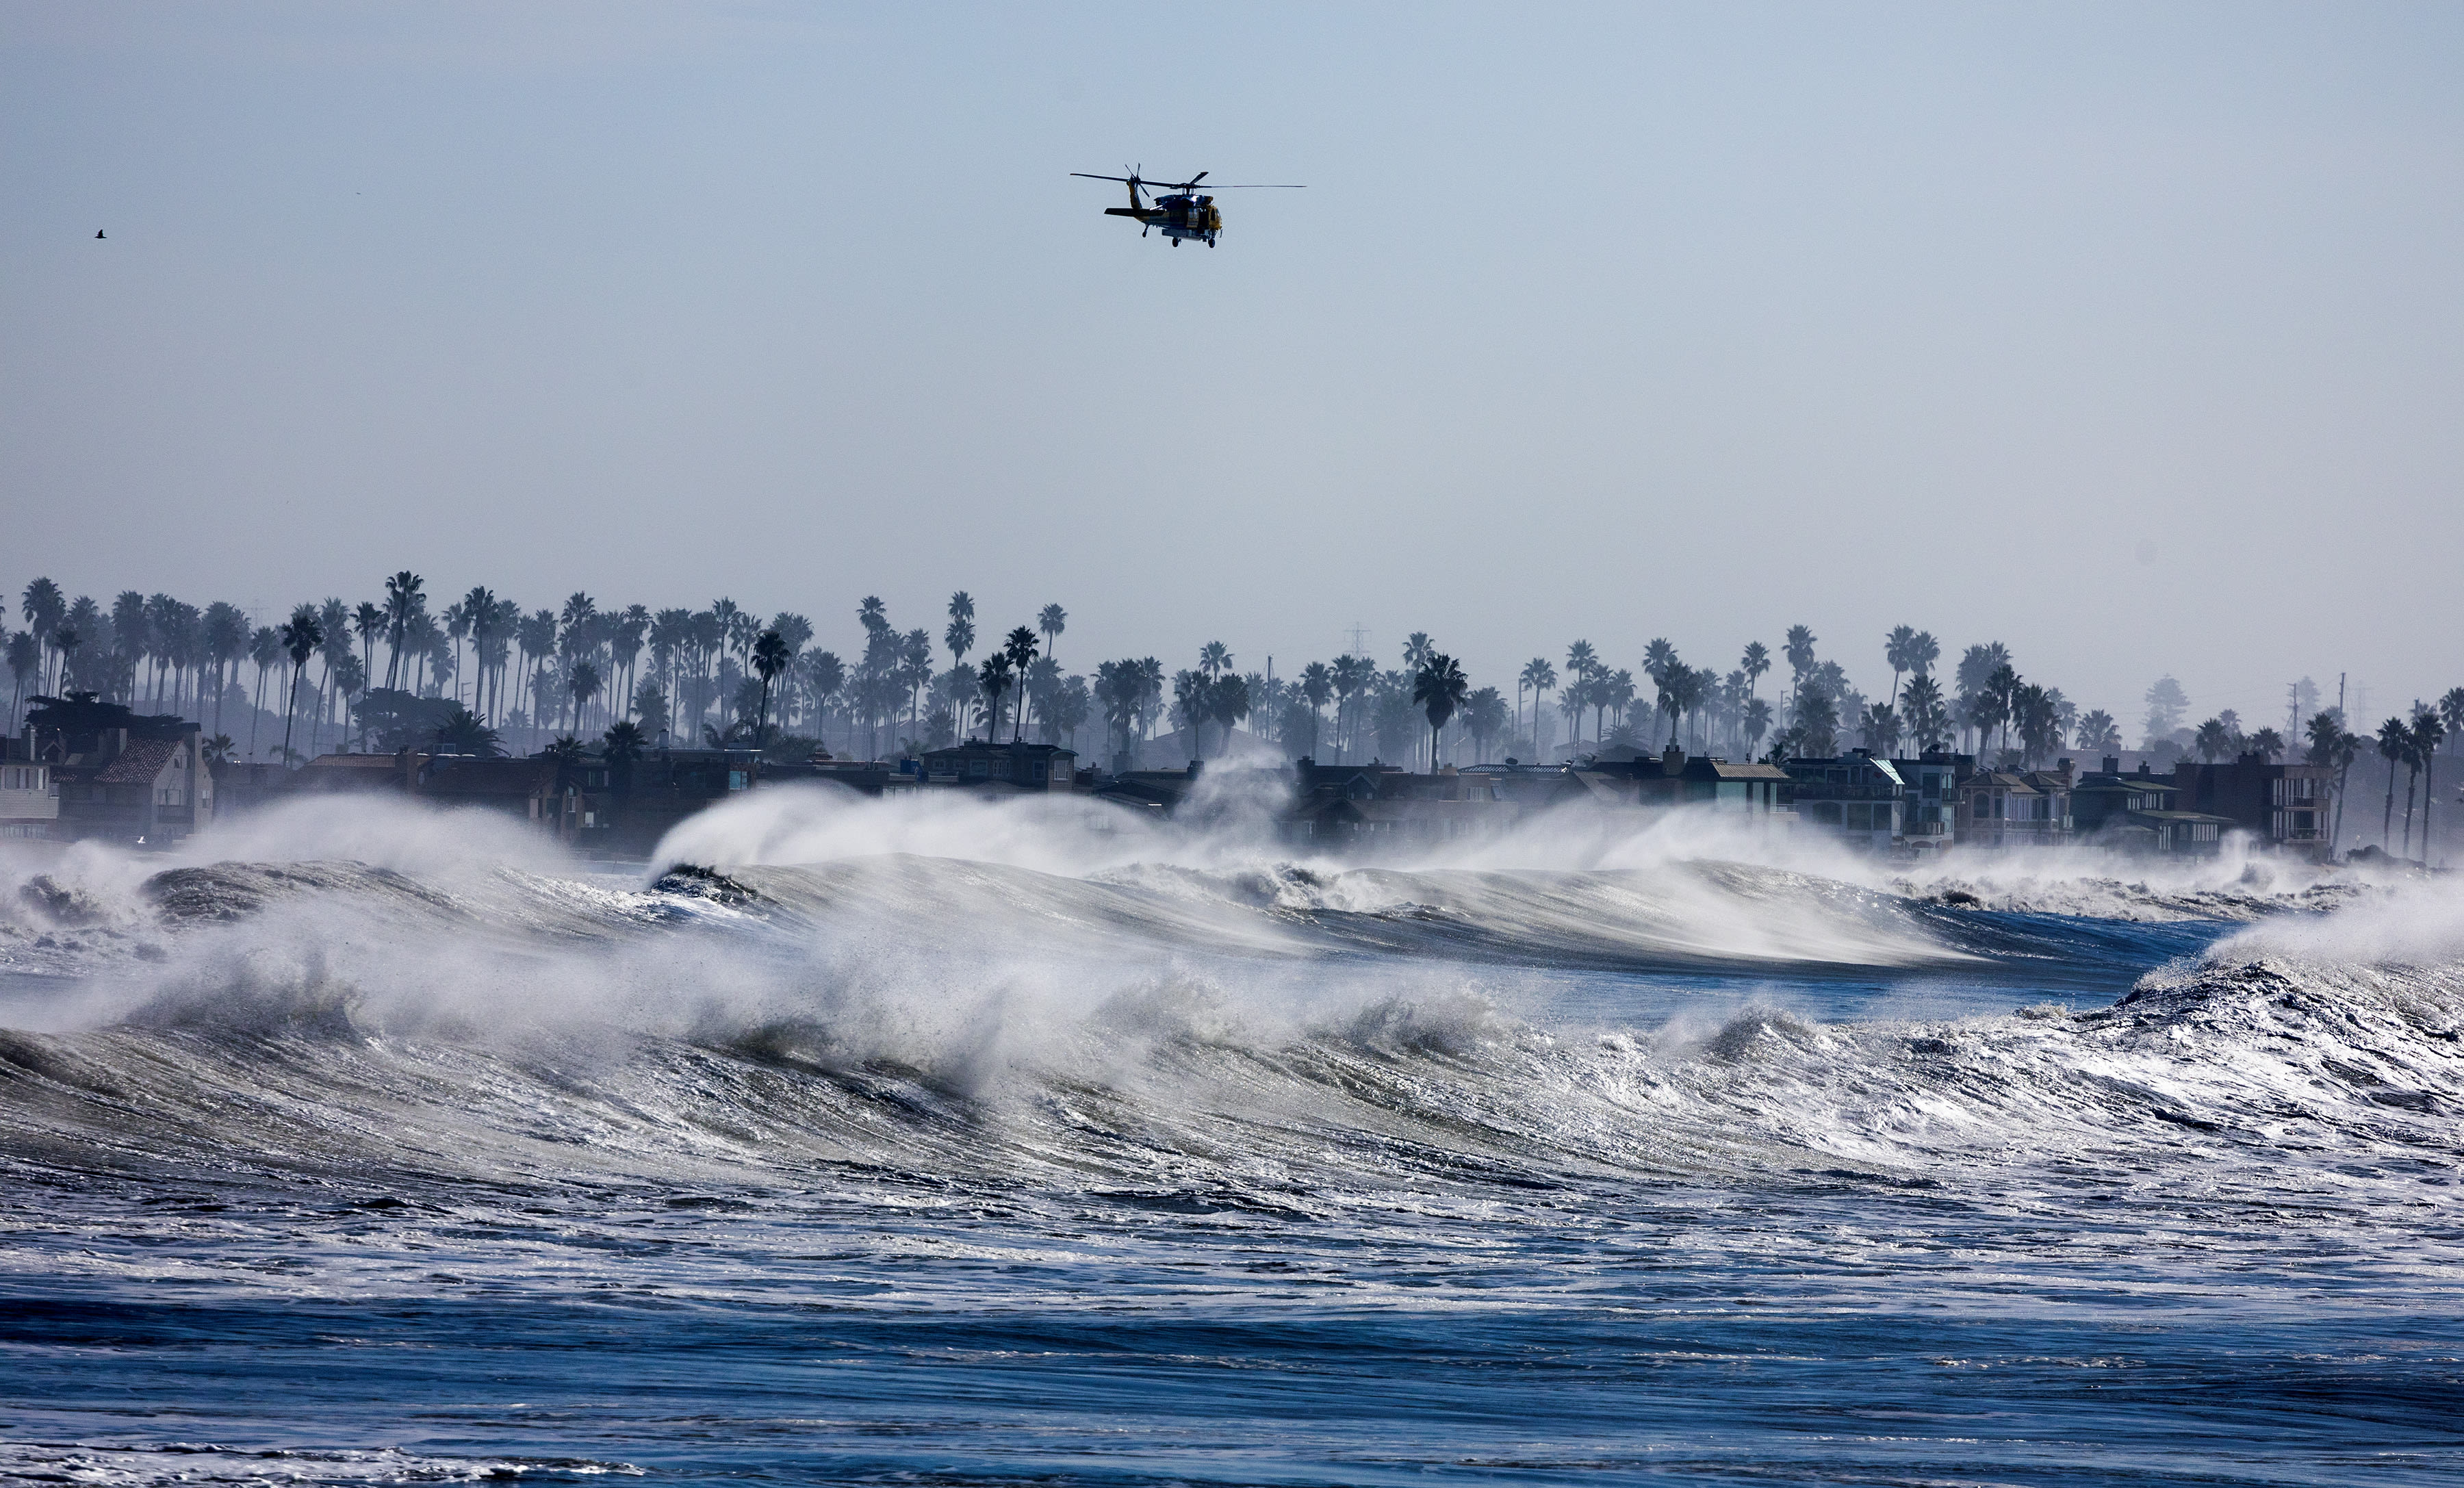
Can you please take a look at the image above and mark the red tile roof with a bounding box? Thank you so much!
[94,737,181,785]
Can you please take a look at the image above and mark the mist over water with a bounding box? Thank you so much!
[1,789,2459,1484]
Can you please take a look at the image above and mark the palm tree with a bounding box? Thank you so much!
[1910,630,1940,680]
[1606,667,1637,747]
[1413,653,1468,769]
[1654,661,1688,746]
[20,578,66,694]
[1742,697,1773,756]
[2072,707,2120,758]
[315,598,350,747]
[107,590,146,700]
[1172,669,1209,756]
[51,626,81,693]
[1563,640,1597,749]
[900,629,933,738]
[752,628,791,747]
[454,587,493,710]
[1094,660,1139,762]
[1740,641,1771,701]
[1517,658,1556,758]
[8,631,40,728]
[2376,717,2409,849]
[1793,684,1840,758]
[1000,626,1040,741]
[2012,682,2057,767]
[1037,604,1067,665]
[601,717,644,802]
[243,626,279,757]
[1198,640,1232,678]
[1782,624,1817,715]
[2410,704,2446,860]
[202,601,247,734]
[1207,672,1252,753]
[1402,631,1435,671]
[1884,625,1918,712]
[978,654,1014,743]
[1462,687,1506,762]
[349,600,381,683]
[278,604,322,766]
[380,571,422,690]
[1980,663,2023,760]
[801,651,845,745]
[2303,711,2357,851]
[1958,644,2014,750]
[1643,638,1677,687]
[568,662,602,735]
[2303,710,2345,767]
[1862,702,1902,756]
[542,734,588,801]
[1299,661,1333,756]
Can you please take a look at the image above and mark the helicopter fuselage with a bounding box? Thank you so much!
[1104,190,1221,246]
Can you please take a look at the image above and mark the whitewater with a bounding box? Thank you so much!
[0,783,2457,1485]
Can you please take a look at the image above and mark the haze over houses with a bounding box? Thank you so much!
[1,574,2454,864]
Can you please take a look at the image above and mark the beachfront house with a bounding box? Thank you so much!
[1780,751,1905,849]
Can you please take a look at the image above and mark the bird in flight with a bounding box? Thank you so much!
[94,229,105,239]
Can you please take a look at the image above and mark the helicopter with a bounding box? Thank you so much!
[1070,168,1302,247]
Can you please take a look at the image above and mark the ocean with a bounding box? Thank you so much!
[1,783,2458,1485]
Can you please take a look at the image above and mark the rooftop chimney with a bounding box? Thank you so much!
[2101,756,2118,775]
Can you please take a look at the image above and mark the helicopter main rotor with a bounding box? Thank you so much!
[1069,170,1302,193]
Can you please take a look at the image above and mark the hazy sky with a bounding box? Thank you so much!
[6,2,2460,732]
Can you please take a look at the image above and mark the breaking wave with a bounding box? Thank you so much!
[0,791,2451,1217]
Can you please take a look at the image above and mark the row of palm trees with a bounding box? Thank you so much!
[12,576,2457,845]
[0,585,2101,775]
[1490,626,2083,769]
[2324,697,2461,860]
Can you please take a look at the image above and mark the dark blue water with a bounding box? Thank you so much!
[2,847,2459,1485]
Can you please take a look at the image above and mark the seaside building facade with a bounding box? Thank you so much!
[15,695,212,846]
[1889,752,1974,850]
[921,739,1077,791]
[2070,758,2234,855]
[1621,745,1793,813]
[2170,753,2338,858]
[1955,762,2074,848]
[1780,751,1905,849]
[1281,758,1515,844]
